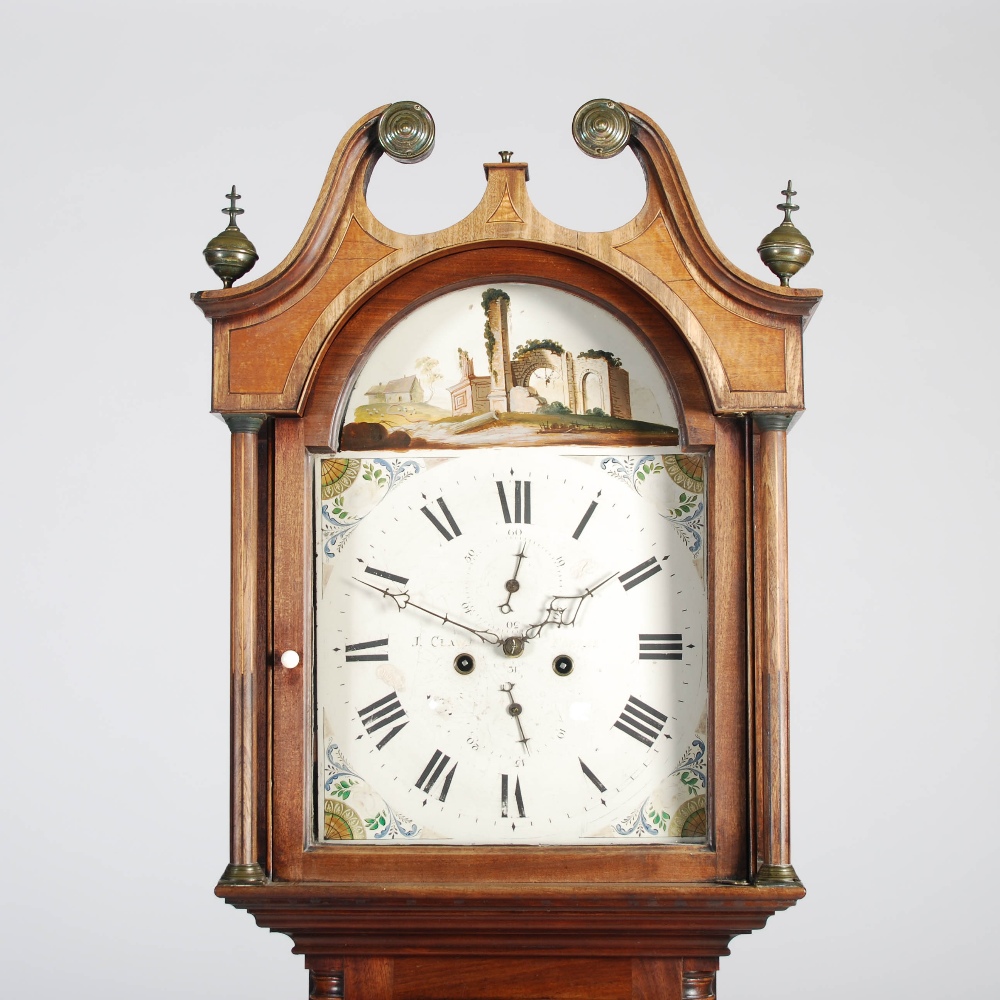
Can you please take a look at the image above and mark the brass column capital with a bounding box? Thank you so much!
[752,413,794,433]
[222,412,267,435]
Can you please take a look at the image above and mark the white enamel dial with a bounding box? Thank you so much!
[315,449,707,844]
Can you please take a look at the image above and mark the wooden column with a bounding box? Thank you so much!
[218,413,268,886]
[751,414,800,886]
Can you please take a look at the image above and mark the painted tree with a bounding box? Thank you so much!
[415,356,443,406]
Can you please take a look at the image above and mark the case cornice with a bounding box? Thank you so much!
[192,103,821,420]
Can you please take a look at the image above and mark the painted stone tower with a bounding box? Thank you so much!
[484,288,515,413]
[448,287,632,419]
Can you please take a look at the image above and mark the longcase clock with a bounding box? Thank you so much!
[193,99,821,1000]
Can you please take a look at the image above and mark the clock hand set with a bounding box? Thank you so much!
[498,544,528,615]
[354,577,502,646]
[354,567,617,652]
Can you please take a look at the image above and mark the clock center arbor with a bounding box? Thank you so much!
[193,100,821,1000]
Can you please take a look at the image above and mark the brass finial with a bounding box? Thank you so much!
[499,151,513,163]
[203,186,258,289]
[757,180,813,287]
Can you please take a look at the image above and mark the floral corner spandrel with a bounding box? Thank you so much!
[323,736,421,841]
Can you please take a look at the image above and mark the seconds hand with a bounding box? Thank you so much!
[499,682,530,754]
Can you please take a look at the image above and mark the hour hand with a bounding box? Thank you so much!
[526,572,618,636]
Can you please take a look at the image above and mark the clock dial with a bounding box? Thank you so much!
[315,449,708,844]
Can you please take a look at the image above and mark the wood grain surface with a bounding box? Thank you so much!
[204,104,820,998]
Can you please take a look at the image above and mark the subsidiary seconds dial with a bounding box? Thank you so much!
[315,449,707,844]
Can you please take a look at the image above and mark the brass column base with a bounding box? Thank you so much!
[754,863,802,887]
[218,862,268,886]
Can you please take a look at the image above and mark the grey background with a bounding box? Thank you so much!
[2,1,997,997]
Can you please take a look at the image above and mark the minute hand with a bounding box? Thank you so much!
[353,577,501,645]
[525,572,618,637]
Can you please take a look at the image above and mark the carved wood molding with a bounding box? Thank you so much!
[218,883,804,959]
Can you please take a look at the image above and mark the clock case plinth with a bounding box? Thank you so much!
[222,882,804,1000]
[193,103,821,1000]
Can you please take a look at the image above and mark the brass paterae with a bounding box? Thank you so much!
[572,99,632,158]
[377,101,435,163]
[757,181,814,286]
[203,186,258,288]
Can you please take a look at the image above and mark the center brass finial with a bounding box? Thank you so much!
[223,185,245,227]
[499,151,513,163]
[778,182,799,224]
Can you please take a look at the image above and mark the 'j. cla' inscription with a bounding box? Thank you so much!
[412,635,457,647]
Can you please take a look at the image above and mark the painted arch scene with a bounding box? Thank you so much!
[339,283,680,450]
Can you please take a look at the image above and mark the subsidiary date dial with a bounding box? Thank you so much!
[315,450,707,844]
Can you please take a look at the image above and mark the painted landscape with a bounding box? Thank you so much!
[339,283,679,450]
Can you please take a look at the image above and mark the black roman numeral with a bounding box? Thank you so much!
[572,500,598,539]
[364,565,408,585]
[619,556,662,591]
[346,638,389,662]
[421,497,462,541]
[497,481,531,523]
[358,691,409,749]
[579,758,606,793]
[639,634,682,660]
[500,774,526,818]
[614,695,668,747]
[416,750,458,801]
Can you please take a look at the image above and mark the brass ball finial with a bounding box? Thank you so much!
[757,181,814,286]
[378,101,435,163]
[203,186,258,288]
[572,99,631,158]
